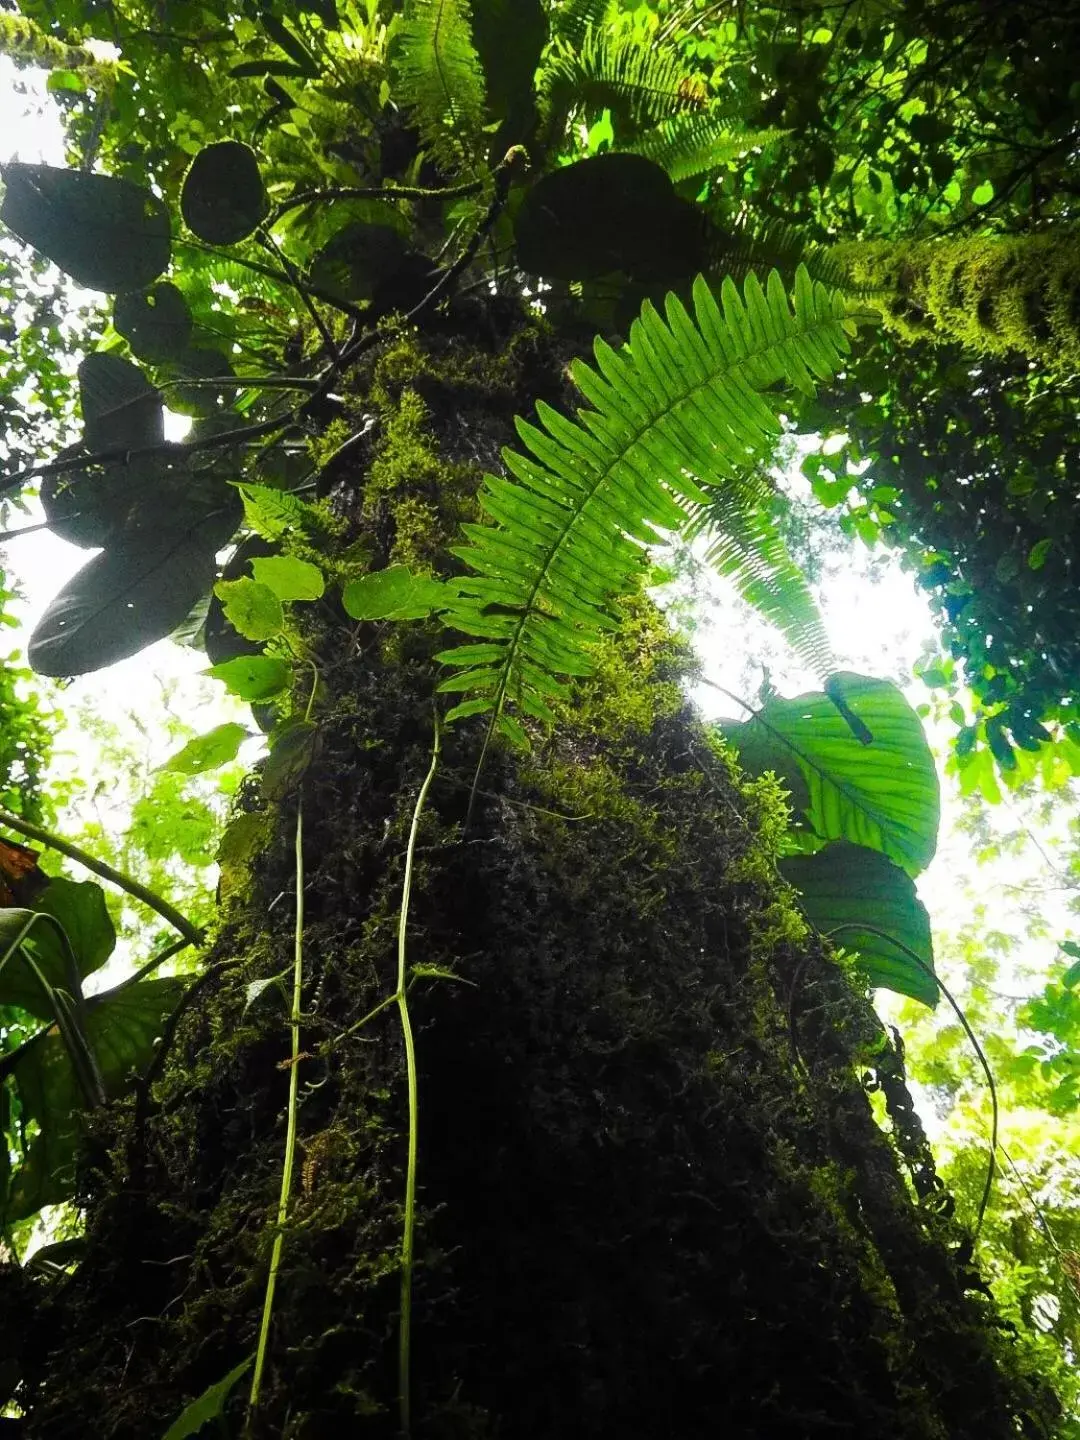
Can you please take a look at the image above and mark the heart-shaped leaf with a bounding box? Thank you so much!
[342,565,455,620]
[0,162,170,292]
[250,554,325,601]
[207,654,292,701]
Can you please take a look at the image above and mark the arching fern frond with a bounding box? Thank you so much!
[626,110,788,184]
[537,27,705,130]
[707,215,852,292]
[392,0,486,175]
[438,266,851,746]
[547,0,610,47]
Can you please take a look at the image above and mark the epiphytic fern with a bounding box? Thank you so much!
[438,266,850,746]
[626,110,788,185]
[547,0,611,48]
[391,0,486,174]
[707,215,853,292]
[538,25,706,131]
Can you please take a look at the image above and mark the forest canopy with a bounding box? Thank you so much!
[0,1,1078,1436]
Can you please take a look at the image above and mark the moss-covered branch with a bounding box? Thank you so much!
[834,232,1080,372]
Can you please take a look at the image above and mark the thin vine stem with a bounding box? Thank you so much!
[247,800,306,1427]
[395,716,441,1439]
[823,921,998,1240]
[0,807,202,947]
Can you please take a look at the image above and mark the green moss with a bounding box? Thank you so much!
[839,233,1080,371]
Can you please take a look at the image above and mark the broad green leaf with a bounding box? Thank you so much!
[6,977,184,1221]
[114,283,193,363]
[0,162,170,292]
[0,880,115,1019]
[161,722,251,776]
[781,842,938,1007]
[251,554,325,601]
[262,719,318,799]
[28,512,231,677]
[214,578,284,641]
[161,1357,252,1440]
[726,672,939,877]
[342,566,454,620]
[207,655,292,701]
[180,141,267,245]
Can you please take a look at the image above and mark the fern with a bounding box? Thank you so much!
[626,110,788,185]
[391,0,486,174]
[538,27,705,130]
[706,215,852,292]
[438,266,851,744]
[547,0,610,47]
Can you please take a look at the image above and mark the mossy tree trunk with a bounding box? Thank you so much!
[835,233,1080,374]
[5,300,1056,1440]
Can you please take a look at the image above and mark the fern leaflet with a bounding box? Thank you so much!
[392,0,486,174]
[538,26,705,128]
[626,110,788,184]
[438,266,851,743]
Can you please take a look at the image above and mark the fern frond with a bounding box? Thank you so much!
[626,111,788,185]
[547,0,610,47]
[392,0,486,174]
[707,215,851,291]
[439,266,850,741]
[538,28,705,130]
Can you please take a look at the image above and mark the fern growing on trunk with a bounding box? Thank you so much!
[438,265,850,744]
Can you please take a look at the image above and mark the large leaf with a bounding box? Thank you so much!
[79,351,164,451]
[781,842,938,1007]
[180,142,267,246]
[5,977,185,1221]
[0,162,170,292]
[440,267,847,739]
[41,353,169,547]
[514,153,705,281]
[725,673,939,877]
[0,879,115,1019]
[114,283,193,363]
[28,510,233,677]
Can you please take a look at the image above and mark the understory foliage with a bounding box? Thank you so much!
[0,0,1075,1435]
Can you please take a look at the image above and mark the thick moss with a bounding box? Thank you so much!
[836,233,1080,374]
[3,304,1058,1439]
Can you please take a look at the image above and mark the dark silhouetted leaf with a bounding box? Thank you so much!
[181,142,267,245]
[114,283,193,363]
[28,511,231,677]
[514,153,705,280]
[0,162,170,291]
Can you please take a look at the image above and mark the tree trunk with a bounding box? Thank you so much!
[4,300,1057,1439]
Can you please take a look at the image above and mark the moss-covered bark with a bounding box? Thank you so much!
[836,233,1080,374]
[2,300,1059,1439]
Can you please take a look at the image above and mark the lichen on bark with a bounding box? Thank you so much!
[2,301,1059,1440]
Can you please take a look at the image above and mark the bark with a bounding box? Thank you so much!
[1,297,1058,1440]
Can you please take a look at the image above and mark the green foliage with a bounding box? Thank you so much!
[392,0,487,174]
[161,1357,252,1440]
[0,162,170,293]
[161,723,252,777]
[438,267,847,739]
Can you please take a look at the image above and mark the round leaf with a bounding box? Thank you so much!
[114,283,193,363]
[180,142,267,245]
